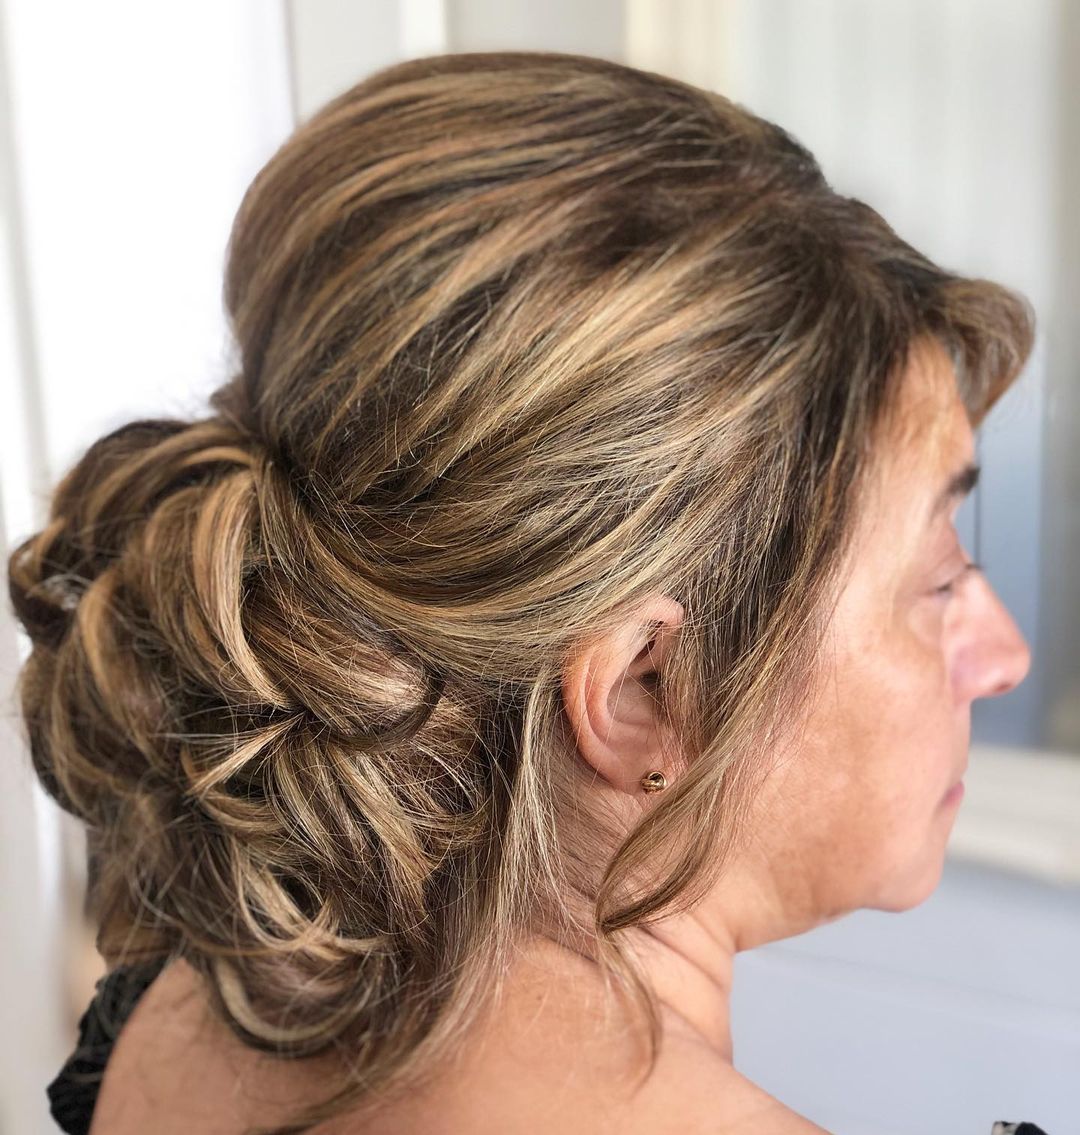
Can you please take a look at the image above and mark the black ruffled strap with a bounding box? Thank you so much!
[992,1123,1051,1134]
[46,957,169,1135]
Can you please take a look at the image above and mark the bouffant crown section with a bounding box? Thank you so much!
[6,50,1032,1135]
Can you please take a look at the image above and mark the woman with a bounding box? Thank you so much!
[8,51,1047,1135]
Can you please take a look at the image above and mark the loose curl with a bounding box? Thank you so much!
[7,51,1034,1134]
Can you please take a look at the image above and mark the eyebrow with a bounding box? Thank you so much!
[929,461,980,523]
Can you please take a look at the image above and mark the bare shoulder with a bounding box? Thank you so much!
[343,1002,833,1135]
[345,939,835,1135]
[611,1033,835,1135]
[377,1016,834,1135]
[97,947,833,1135]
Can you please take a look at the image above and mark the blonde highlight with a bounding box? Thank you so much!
[7,51,1034,1134]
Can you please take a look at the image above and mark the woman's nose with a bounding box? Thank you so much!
[963,579,1032,700]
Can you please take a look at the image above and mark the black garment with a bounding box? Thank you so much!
[46,959,1054,1135]
[47,957,168,1135]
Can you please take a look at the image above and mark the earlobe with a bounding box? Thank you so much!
[559,596,684,793]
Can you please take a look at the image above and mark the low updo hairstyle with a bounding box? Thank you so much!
[7,51,1033,1135]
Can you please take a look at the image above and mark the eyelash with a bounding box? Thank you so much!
[934,560,982,597]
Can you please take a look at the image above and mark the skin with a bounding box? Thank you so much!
[556,335,1031,1087]
[96,339,1031,1133]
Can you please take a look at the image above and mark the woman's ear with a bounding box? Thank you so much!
[561,594,684,794]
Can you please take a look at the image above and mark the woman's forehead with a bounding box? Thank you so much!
[890,339,972,457]
[854,344,974,547]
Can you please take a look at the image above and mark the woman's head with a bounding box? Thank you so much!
[7,51,1033,1134]
[573,339,1029,952]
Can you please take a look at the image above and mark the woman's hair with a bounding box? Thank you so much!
[7,51,1033,1134]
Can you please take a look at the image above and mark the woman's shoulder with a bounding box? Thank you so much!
[619,1050,833,1135]
[567,1029,833,1135]
[393,1021,832,1135]
[346,938,834,1135]
[89,956,354,1134]
[93,948,828,1135]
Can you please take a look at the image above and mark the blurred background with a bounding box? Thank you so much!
[1,2,1078,1133]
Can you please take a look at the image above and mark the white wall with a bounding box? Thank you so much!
[447,0,623,56]
[287,0,445,123]
[735,857,1080,1135]
[284,0,626,125]
[3,2,294,485]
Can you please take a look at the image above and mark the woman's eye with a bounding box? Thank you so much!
[932,560,982,598]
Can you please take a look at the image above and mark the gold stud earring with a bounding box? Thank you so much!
[640,770,667,793]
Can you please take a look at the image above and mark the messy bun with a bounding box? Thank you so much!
[7,51,1033,1135]
[9,413,498,1070]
